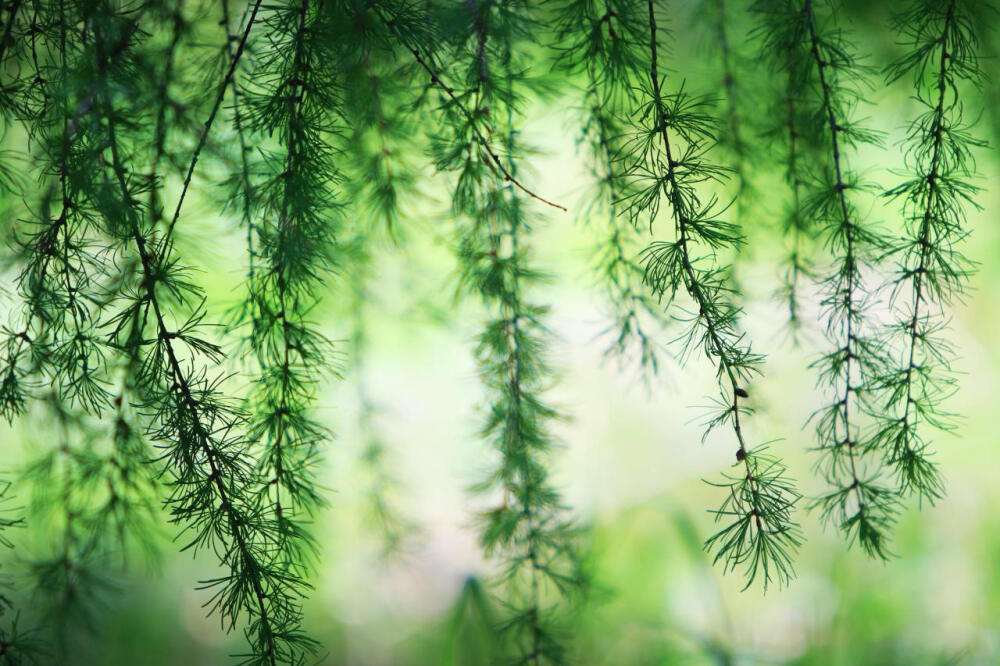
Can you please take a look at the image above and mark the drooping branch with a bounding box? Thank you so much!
[793,0,898,558]
[634,0,801,590]
[373,3,567,212]
[91,7,314,660]
[875,0,982,503]
[427,3,586,661]
[552,0,668,374]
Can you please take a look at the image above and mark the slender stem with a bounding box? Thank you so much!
[372,5,567,212]
[898,0,956,461]
[645,0,764,528]
[267,0,313,519]
[162,0,264,243]
[785,90,806,325]
[148,0,186,224]
[803,0,864,509]
[221,0,256,284]
[95,28,277,665]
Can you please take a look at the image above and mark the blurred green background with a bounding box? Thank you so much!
[4,1,1000,664]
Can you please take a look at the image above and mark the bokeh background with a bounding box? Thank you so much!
[3,0,1000,664]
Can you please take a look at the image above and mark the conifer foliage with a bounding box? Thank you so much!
[878,0,981,505]
[0,0,994,662]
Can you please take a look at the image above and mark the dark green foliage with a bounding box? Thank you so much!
[432,3,587,662]
[555,0,802,589]
[875,0,983,501]
[754,0,899,559]
[635,3,802,590]
[238,0,338,558]
[553,0,670,375]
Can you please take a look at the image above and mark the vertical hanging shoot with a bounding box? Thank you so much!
[0,0,158,646]
[240,0,339,560]
[629,0,801,589]
[22,398,99,644]
[696,0,751,213]
[791,0,898,557]
[336,1,420,554]
[21,305,158,652]
[0,0,110,423]
[876,0,984,501]
[425,1,586,661]
[21,393,155,651]
[220,0,258,277]
[751,0,824,335]
[85,0,316,661]
[552,0,670,375]
[146,0,188,227]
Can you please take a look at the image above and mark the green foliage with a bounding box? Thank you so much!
[0,0,995,662]
[553,0,669,374]
[755,0,899,559]
[434,3,588,662]
[877,0,981,503]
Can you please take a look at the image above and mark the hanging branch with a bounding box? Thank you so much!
[751,0,824,337]
[631,0,801,589]
[330,3,421,555]
[19,338,159,653]
[0,5,156,659]
[21,394,123,653]
[88,4,315,661]
[14,230,156,654]
[775,92,812,334]
[99,342,161,564]
[587,105,667,373]
[874,0,984,502]
[698,0,751,213]
[774,92,813,335]
[220,0,259,304]
[427,2,586,661]
[552,0,669,375]
[786,0,899,558]
[0,0,103,421]
[236,0,341,569]
[219,0,267,382]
